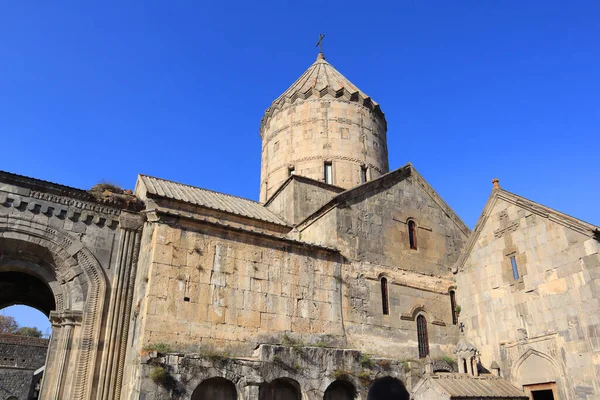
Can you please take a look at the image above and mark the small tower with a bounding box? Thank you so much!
[259,51,389,202]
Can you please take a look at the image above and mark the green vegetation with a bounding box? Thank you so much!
[359,353,374,368]
[331,368,352,380]
[441,355,456,364]
[0,315,44,337]
[149,366,170,385]
[357,370,371,385]
[454,305,462,315]
[400,360,411,373]
[282,333,305,354]
[143,342,172,354]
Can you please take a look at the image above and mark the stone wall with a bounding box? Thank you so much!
[0,334,48,400]
[298,169,469,277]
[265,176,344,225]
[0,171,144,400]
[456,194,600,399]
[131,219,345,355]
[137,344,417,400]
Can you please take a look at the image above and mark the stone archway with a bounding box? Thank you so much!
[259,378,301,400]
[367,377,409,400]
[513,348,560,388]
[324,380,356,400]
[191,377,237,400]
[0,215,107,400]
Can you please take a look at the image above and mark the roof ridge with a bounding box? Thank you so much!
[453,185,600,273]
[139,174,262,205]
[498,187,600,230]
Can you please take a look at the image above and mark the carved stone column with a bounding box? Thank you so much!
[41,310,83,400]
[97,212,144,400]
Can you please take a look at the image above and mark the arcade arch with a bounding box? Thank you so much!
[0,216,108,400]
[324,380,357,400]
[259,377,301,400]
[367,377,409,400]
[191,377,237,400]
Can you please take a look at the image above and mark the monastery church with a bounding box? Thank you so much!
[0,48,599,400]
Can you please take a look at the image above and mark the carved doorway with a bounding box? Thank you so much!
[524,383,559,400]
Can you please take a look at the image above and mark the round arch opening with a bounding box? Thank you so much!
[259,377,301,400]
[367,377,409,400]
[191,377,237,400]
[324,379,357,400]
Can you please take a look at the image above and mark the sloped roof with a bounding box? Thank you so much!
[454,186,600,272]
[138,175,289,227]
[261,54,384,132]
[417,374,528,399]
[296,163,470,237]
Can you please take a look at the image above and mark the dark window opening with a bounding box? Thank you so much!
[532,390,554,400]
[361,166,368,183]
[183,296,190,302]
[288,166,295,176]
[510,256,519,279]
[324,162,333,184]
[450,290,458,325]
[417,315,429,358]
[408,220,417,250]
[381,277,389,315]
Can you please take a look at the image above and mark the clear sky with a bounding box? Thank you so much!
[1,1,599,331]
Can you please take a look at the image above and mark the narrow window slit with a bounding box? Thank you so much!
[408,220,417,250]
[381,277,389,315]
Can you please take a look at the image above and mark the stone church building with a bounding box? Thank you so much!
[0,51,598,400]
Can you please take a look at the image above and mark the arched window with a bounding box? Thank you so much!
[417,315,429,358]
[380,277,389,315]
[450,290,458,325]
[408,220,417,250]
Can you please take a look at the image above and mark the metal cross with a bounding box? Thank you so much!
[315,33,325,54]
[459,322,465,333]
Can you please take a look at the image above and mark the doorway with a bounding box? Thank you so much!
[532,390,554,400]
[524,383,558,400]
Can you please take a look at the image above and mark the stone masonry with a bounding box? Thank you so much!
[1,51,598,400]
[0,334,48,400]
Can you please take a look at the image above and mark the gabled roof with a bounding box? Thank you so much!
[261,54,385,133]
[414,374,528,399]
[264,174,345,207]
[296,163,470,236]
[454,186,600,273]
[137,175,289,227]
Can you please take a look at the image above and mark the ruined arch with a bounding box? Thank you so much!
[324,380,356,400]
[259,377,301,400]
[512,348,560,387]
[0,215,107,400]
[367,377,409,400]
[191,377,237,400]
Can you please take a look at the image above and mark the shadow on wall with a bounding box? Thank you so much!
[367,377,410,400]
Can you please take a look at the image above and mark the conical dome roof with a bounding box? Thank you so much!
[261,54,384,131]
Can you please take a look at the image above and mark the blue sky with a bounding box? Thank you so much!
[1,1,599,331]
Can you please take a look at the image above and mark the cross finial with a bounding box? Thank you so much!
[316,33,325,56]
[459,322,465,333]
